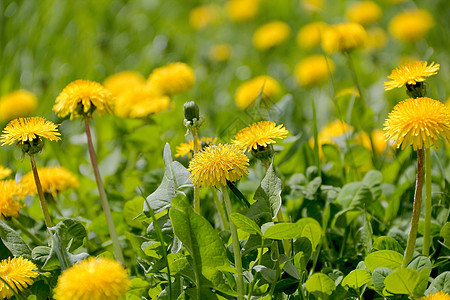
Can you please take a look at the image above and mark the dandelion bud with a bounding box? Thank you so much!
[406,82,427,98]
[183,101,200,123]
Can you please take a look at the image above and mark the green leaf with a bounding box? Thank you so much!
[294,251,307,271]
[341,269,372,290]
[372,267,392,295]
[364,250,403,272]
[167,253,189,275]
[362,170,383,201]
[441,222,450,246]
[230,213,262,236]
[264,223,299,240]
[322,143,341,165]
[418,220,442,236]
[337,182,373,210]
[247,161,282,222]
[305,273,336,298]
[124,197,146,229]
[412,268,430,299]
[301,223,322,249]
[384,268,421,297]
[373,236,404,254]
[426,271,450,294]
[55,219,86,252]
[344,145,371,168]
[407,256,431,272]
[126,278,150,299]
[144,143,191,215]
[169,195,237,297]
[357,213,372,253]
[0,219,31,259]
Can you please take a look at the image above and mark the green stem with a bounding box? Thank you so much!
[423,148,432,256]
[346,50,366,107]
[402,148,424,267]
[84,118,124,264]
[29,155,53,228]
[222,187,244,300]
[9,218,43,245]
[212,189,229,230]
[248,237,265,299]
[192,128,200,214]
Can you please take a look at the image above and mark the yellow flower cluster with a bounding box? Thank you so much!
[389,9,434,42]
[209,44,232,62]
[296,22,327,49]
[419,291,450,300]
[235,76,280,109]
[295,55,334,88]
[189,4,221,30]
[19,166,79,197]
[0,90,38,122]
[0,256,39,298]
[175,137,216,158]
[226,0,260,22]
[115,86,170,119]
[233,121,288,152]
[346,1,382,26]
[103,71,145,96]
[147,62,195,96]
[0,180,23,219]
[0,166,12,180]
[253,21,291,50]
[322,22,367,53]
[384,61,439,91]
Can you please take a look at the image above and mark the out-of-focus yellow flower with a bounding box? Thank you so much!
[209,44,232,62]
[0,180,23,219]
[322,22,367,53]
[175,137,216,158]
[419,291,450,300]
[0,90,38,123]
[0,166,12,180]
[296,22,327,49]
[226,0,260,22]
[235,76,280,109]
[147,62,195,96]
[384,97,450,150]
[356,129,391,155]
[54,257,130,300]
[19,166,79,197]
[365,27,387,50]
[0,117,61,146]
[188,144,249,188]
[232,121,288,152]
[189,4,221,30]
[336,87,360,98]
[389,9,434,43]
[295,55,334,88]
[0,256,38,298]
[253,21,291,51]
[384,61,439,91]
[346,1,382,26]
[103,71,145,97]
[310,120,353,158]
[115,85,170,118]
[300,0,323,11]
[53,80,114,119]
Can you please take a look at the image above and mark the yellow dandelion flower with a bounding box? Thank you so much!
[295,55,334,88]
[232,121,288,152]
[253,21,291,51]
[310,120,353,158]
[322,22,367,53]
[53,257,130,300]
[188,144,249,188]
[384,97,450,150]
[115,85,170,118]
[389,9,434,43]
[300,0,323,11]
[235,75,280,109]
[296,22,327,49]
[19,166,79,197]
[189,4,221,30]
[209,44,232,62]
[0,90,38,123]
[0,117,61,146]
[419,291,450,300]
[226,0,260,22]
[175,137,216,158]
[53,80,114,119]
[0,180,23,219]
[346,1,382,26]
[336,87,360,98]
[365,27,387,50]
[147,62,195,96]
[356,129,391,155]
[0,166,12,180]
[384,61,439,91]
[0,256,39,299]
[103,71,145,97]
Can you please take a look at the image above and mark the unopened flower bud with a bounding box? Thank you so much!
[183,101,199,123]
[406,82,426,98]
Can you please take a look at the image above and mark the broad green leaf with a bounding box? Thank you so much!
[322,143,341,165]
[384,268,420,297]
[55,219,86,252]
[441,222,450,246]
[373,236,404,254]
[247,161,282,222]
[362,170,383,201]
[344,145,371,168]
[372,267,392,295]
[144,143,191,215]
[294,251,307,271]
[126,278,150,300]
[365,250,403,272]
[418,220,442,236]
[408,256,431,272]
[32,246,59,270]
[426,271,450,294]
[230,213,262,236]
[337,182,373,210]
[124,197,146,229]
[264,223,299,240]
[167,253,189,274]
[412,268,430,299]
[296,218,322,233]
[342,269,372,290]
[0,219,31,259]
[305,273,336,298]
[301,223,322,249]
[170,195,237,297]
[357,213,372,253]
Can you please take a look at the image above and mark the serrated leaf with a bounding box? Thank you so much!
[301,223,322,249]
[384,268,420,296]
[305,273,336,298]
[342,269,372,290]
[230,213,261,236]
[365,250,403,272]
[55,219,86,252]
[337,182,373,210]
[0,219,31,259]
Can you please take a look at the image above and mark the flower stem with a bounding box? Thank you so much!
[423,148,432,256]
[192,128,201,214]
[402,148,424,267]
[222,187,244,300]
[9,218,43,245]
[29,155,53,228]
[84,118,124,264]
[212,189,229,230]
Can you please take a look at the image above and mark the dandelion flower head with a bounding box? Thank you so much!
[0,180,23,219]
[53,80,114,119]
[389,9,434,42]
[310,120,353,158]
[322,22,367,53]
[383,97,450,150]
[253,21,291,50]
[103,71,145,97]
[147,62,195,96]
[209,44,232,62]
[175,137,216,158]
[295,55,334,88]
[384,61,439,91]
[226,0,260,22]
[53,257,130,300]
[0,256,39,299]
[115,85,170,118]
[346,1,382,26]
[0,117,61,146]
[189,4,221,30]
[19,166,79,197]
[365,27,387,50]
[419,291,450,300]
[188,144,249,188]
[0,166,12,180]
[233,121,288,152]
[0,90,38,123]
[296,22,327,49]
[235,75,280,109]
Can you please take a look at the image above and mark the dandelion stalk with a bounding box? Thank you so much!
[212,189,229,230]
[222,187,244,300]
[192,127,201,214]
[402,148,424,267]
[29,155,53,228]
[9,218,44,245]
[84,118,124,264]
[423,148,432,256]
